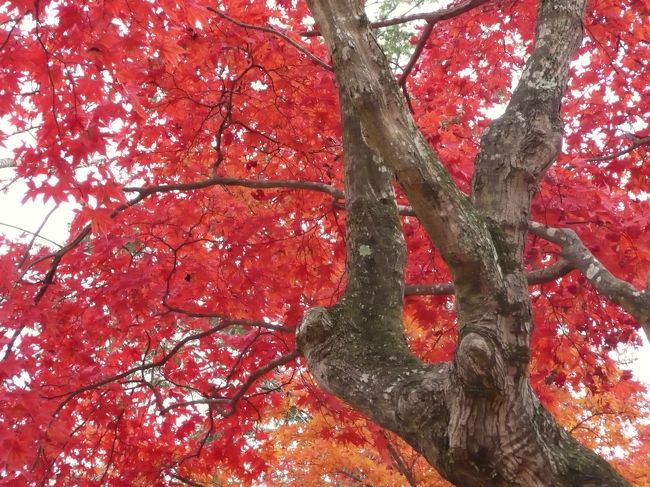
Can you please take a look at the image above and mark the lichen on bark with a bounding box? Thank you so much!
[299,0,632,485]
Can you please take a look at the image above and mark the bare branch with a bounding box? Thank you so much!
[301,0,490,37]
[0,221,63,248]
[123,176,343,199]
[586,135,650,162]
[398,0,490,85]
[529,221,650,338]
[404,258,573,296]
[17,205,59,268]
[207,7,333,71]
[0,157,15,168]
[0,209,61,359]
[398,21,434,86]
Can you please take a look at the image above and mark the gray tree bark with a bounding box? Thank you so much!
[297,0,633,485]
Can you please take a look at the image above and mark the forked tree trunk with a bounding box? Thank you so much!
[297,0,632,485]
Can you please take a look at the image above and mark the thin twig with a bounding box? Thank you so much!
[18,205,60,268]
[45,318,294,415]
[0,220,62,248]
[159,350,300,415]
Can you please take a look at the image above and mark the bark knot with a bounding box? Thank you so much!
[296,307,334,356]
[456,333,496,389]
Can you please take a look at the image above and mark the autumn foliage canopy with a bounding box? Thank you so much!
[0,0,649,485]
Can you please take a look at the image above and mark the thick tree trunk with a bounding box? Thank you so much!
[298,0,632,485]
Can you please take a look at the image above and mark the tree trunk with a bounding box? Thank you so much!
[297,0,632,485]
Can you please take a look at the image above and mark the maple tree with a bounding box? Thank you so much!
[1,0,650,484]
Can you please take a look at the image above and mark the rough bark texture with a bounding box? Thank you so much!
[529,222,650,339]
[297,0,633,485]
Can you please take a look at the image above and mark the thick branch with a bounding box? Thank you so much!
[306,0,501,301]
[297,90,452,474]
[530,222,650,339]
[463,0,587,367]
[302,1,630,484]
[472,0,587,259]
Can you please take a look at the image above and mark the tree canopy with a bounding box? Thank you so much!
[0,0,649,485]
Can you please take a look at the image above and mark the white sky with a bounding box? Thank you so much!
[0,174,75,246]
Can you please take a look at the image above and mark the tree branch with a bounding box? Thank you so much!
[207,7,333,71]
[17,205,59,268]
[472,0,587,259]
[296,77,453,482]
[529,221,650,339]
[25,176,342,305]
[301,0,490,37]
[306,0,502,300]
[302,2,631,484]
[0,221,62,248]
[168,473,207,487]
[157,350,299,415]
[586,135,650,162]
[398,0,490,85]
[398,21,434,86]
[161,302,295,333]
[0,157,15,168]
[404,258,573,296]
[384,433,418,487]
[123,176,343,199]
[465,0,587,359]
